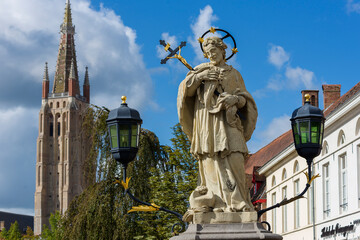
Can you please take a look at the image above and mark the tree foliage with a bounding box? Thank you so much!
[54,106,197,239]
[0,221,22,240]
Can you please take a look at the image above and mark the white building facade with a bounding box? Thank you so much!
[257,83,360,240]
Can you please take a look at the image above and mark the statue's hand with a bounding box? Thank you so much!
[224,95,239,108]
[237,96,246,108]
[197,69,219,82]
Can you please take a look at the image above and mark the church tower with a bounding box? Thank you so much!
[34,0,91,234]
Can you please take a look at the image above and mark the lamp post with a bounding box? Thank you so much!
[257,94,325,226]
[106,96,185,235]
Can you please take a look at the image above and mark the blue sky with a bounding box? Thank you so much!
[0,0,359,215]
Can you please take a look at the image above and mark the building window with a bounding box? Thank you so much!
[282,186,287,232]
[339,154,348,213]
[272,176,276,187]
[40,114,43,133]
[356,118,360,136]
[50,122,53,137]
[38,140,42,162]
[272,192,277,233]
[57,122,61,136]
[322,141,329,156]
[323,163,330,219]
[338,130,346,146]
[282,169,287,180]
[64,164,67,185]
[37,166,41,186]
[294,161,299,173]
[294,179,300,229]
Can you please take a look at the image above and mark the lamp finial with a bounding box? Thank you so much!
[121,96,127,104]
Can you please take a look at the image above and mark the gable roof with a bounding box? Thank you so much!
[245,81,360,175]
[0,211,33,233]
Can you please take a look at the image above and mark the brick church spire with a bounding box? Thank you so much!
[34,0,91,235]
[52,0,79,94]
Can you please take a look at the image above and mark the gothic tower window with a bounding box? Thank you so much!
[40,114,43,133]
[50,122,53,137]
[37,166,41,186]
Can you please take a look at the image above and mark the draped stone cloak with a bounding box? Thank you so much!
[177,63,257,157]
[177,62,258,211]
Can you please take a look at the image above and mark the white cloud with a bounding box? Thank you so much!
[254,44,316,98]
[248,114,291,152]
[189,5,218,61]
[0,0,159,211]
[0,208,35,216]
[268,45,290,68]
[0,0,156,111]
[285,66,315,89]
[260,114,291,141]
[346,0,360,13]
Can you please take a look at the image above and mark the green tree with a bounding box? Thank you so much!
[60,106,162,239]
[6,221,22,240]
[41,212,62,240]
[59,106,197,239]
[0,227,9,240]
[134,123,197,239]
[22,226,36,239]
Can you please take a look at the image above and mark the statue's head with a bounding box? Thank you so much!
[203,37,227,64]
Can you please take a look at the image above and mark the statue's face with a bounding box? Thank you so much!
[205,44,224,65]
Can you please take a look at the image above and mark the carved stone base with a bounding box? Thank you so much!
[170,223,283,240]
[192,211,258,224]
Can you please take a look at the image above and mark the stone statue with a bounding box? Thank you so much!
[177,36,258,221]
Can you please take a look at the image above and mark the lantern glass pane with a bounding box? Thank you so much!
[131,124,138,148]
[300,122,309,144]
[119,125,129,147]
[293,123,300,145]
[311,122,320,144]
[320,122,324,144]
[110,125,118,148]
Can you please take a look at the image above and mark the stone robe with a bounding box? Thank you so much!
[177,62,257,213]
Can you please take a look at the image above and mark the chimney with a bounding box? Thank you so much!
[301,90,319,107]
[322,84,341,109]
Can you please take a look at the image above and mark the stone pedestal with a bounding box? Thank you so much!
[192,212,258,224]
[170,223,282,240]
[171,212,282,240]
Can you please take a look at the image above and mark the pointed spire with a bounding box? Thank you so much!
[84,66,89,85]
[69,58,76,79]
[63,0,72,26]
[43,62,49,82]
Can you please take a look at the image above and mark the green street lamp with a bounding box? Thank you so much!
[257,94,325,225]
[106,96,185,235]
[106,96,142,167]
[291,94,325,166]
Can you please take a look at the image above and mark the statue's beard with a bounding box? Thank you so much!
[210,57,223,65]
